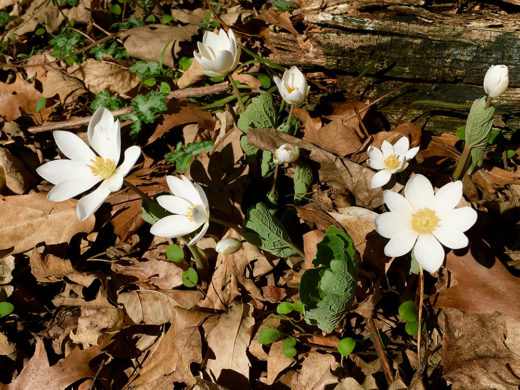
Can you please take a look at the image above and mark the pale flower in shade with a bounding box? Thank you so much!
[193,28,241,78]
[274,143,299,164]
[216,237,243,254]
[483,64,509,98]
[374,174,478,273]
[367,137,419,188]
[150,175,210,246]
[273,66,310,106]
[36,107,141,221]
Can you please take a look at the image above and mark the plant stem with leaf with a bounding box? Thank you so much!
[228,74,246,113]
[179,236,208,289]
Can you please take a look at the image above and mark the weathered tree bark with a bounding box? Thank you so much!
[267,2,520,135]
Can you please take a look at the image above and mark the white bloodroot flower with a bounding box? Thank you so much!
[216,237,243,254]
[273,66,310,107]
[150,175,210,246]
[367,137,419,188]
[483,65,509,98]
[374,174,477,274]
[274,143,300,164]
[36,107,141,221]
[193,28,241,78]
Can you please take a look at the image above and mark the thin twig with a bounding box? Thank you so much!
[367,318,395,385]
[353,105,370,139]
[28,82,231,133]
[417,265,424,367]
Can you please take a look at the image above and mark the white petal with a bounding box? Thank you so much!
[381,140,393,156]
[53,131,95,164]
[274,77,289,101]
[157,195,191,215]
[197,42,215,61]
[188,220,210,246]
[194,182,210,208]
[88,107,121,162]
[367,146,385,169]
[441,207,478,232]
[375,212,411,239]
[371,169,391,188]
[166,176,199,202]
[37,159,92,185]
[384,190,413,214]
[105,172,124,192]
[404,174,434,210]
[393,136,409,156]
[384,230,417,258]
[116,146,141,178]
[414,234,445,273]
[433,181,462,212]
[76,180,112,221]
[150,214,201,238]
[405,146,420,160]
[211,50,235,75]
[286,90,305,106]
[202,30,219,49]
[47,176,101,202]
[433,226,469,249]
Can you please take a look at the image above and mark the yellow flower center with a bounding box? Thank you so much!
[384,154,400,170]
[286,85,296,94]
[186,204,207,224]
[88,156,117,180]
[411,208,440,234]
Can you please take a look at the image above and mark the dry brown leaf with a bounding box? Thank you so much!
[4,337,100,390]
[40,69,87,104]
[471,166,520,193]
[147,102,215,145]
[120,24,199,68]
[435,243,520,322]
[170,8,207,24]
[328,207,377,256]
[206,302,254,388]
[177,59,205,89]
[0,74,50,122]
[304,119,363,156]
[0,193,95,254]
[0,256,14,285]
[303,230,326,269]
[442,308,520,390]
[112,258,183,289]
[131,307,210,387]
[267,340,294,385]
[232,73,262,89]
[290,351,339,390]
[0,333,15,360]
[0,147,37,194]
[295,204,343,231]
[249,316,281,361]
[294,108,322,134]
[421,133,461,162]
[70,306,124,347]
[247,127,388,208]
[79,59,140,98]
[393,122,422,147]
[9,0,63,36]
[262,285,287,303]
[29,249,74,283]
[256,10,298,35]
[118,289,202,325]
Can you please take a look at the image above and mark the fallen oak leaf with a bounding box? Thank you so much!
[471,166,520,193]
[435,242,520,323]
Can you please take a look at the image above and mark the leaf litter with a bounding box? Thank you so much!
[1,0,520,389]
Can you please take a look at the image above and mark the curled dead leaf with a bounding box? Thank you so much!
[79,59,140,98]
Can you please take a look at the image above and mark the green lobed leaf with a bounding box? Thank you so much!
[337,337,356,356]
[398,300,418,322]
[237,92,277,131]
[182,268,198,287]
[464,97,495,175]
[132,92,167,124]
[277,302,294,315]
[258,327,281,344]
[282,337,297,358]
[244,203,299,257]
[294,161,313,203]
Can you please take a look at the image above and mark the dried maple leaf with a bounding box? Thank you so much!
[304,119,363,156]
[0,147,38,194]
[471,166,520,193]
[435,242,520,323]
[0,74,50,122]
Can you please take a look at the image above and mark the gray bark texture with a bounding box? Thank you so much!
[266,1,520,135]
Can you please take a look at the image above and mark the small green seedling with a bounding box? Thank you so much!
[282,337,297,358]
[258,327,282,344]
[276,302,293,315]
[166,244,184,262]
[181,268,198,287]
[293,300,304,314]
[337,337,356,356]
[398,300,425,336]
[166,141,214,173]
[0,302,14,317]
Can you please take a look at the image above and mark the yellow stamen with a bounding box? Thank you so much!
[186,205,195,222]
[411,208,440,234]
[384,154,400,170]
[88,156,116,180]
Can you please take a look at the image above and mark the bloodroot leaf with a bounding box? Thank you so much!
[258,328,282,345]
[337,337,356,356]
[399,300,418,322]
[166,244,184,262]
[282,337,297,358]
[182,268,198,287]
[276,302,293,315]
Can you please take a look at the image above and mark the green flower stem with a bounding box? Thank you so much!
[228,74,246,113]
[269,164,280,200]
[179,236,208,289]
[452,142,472,181]
[484,95,492,110]
[286,104,294,127]
[417,265,425,366]
[123,179,152,202]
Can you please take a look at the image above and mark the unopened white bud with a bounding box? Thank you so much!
[484,65,509,98]
[275,144,299,164]
[215,237,242,254]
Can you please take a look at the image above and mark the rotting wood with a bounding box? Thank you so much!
[268,4,520,135]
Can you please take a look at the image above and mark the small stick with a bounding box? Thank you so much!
[417,265,424,366]
[353,105,370,139]
[28,82,231,133]
[367,318,395,385]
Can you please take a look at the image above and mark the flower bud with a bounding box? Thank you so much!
[483,65,508,98]
[273,66,310,106]
[193,29,241,78]
[275,143,299,164]
[215,237,242,254]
